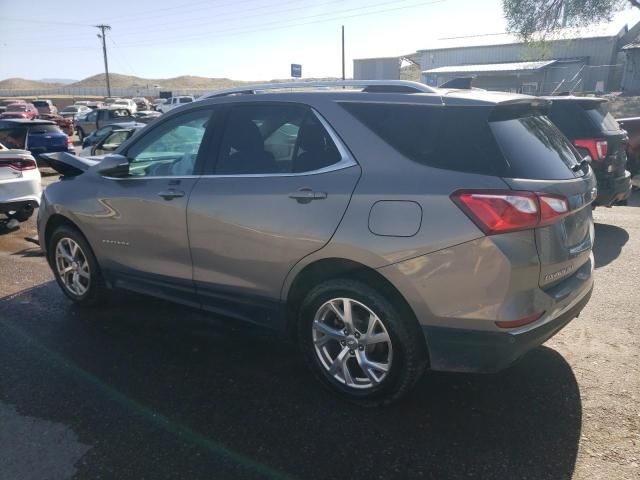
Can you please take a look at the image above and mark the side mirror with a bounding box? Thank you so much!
[97,154,129,177]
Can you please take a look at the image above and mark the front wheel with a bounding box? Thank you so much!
[48,225,109,306]
[298,279,427,406]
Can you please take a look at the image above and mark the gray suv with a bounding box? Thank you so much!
[38,81,596,405]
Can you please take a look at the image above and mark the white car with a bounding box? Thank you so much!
[0,143,41,223]
[158,96,194,113]
[112,98,137,113]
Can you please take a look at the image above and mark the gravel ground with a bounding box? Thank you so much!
[0,179,638,480]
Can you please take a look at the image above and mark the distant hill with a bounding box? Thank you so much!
[68,73,250,90]
[0,73,342,92]
[39,78,77,85]
[0,78,63,89]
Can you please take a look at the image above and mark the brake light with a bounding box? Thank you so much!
[451,190,570,235]
[573,139,608,161]
[67,136,74,146]
[0,157,37,171]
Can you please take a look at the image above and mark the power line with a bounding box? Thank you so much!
[0,17,92,27]
[116,0,320,36]
[109,35,141,78]
[105,0,231,23]
[118,0,446,48]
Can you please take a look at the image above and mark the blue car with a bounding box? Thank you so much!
[0,119,74,162]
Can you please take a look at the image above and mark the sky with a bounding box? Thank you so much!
[1,0,640,81]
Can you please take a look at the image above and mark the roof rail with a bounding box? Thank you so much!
[199,80,438,99]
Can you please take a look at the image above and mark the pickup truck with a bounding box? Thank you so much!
[617,117,640,179]
[158,96,194,113]
[75,107,135,141]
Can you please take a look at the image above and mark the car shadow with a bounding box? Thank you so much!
[593,222,629,268]
[0,283,582,480]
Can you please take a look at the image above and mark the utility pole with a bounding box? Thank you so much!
[95,24,112,97]
[341,25,345,80]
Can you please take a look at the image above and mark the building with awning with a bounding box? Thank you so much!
[422,59,583,95]
[353,21,640,95]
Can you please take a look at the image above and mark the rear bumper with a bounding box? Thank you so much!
[0,199,38,215]
[422,285,592,373]
[594,170,632,206]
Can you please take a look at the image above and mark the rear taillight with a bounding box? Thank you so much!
[67,137,74,145]
[451,190,570,235]
[574,139,608,161]
[0,157,37,171]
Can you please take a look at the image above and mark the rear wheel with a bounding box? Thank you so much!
[48,225,108,306]
[298,279,427,406]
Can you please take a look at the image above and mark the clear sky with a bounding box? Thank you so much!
[1,0,640,81]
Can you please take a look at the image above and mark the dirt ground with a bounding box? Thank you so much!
[0,177,639,479]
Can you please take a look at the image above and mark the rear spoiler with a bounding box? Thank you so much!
[41,152,99,176]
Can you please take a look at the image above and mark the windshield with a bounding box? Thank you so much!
[7,104,27,111]
[179,97,193,103]
[33,101,49,107]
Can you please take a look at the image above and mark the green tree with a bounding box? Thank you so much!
[502,0,640,38]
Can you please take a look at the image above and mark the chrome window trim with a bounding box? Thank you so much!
[105,107,357,181]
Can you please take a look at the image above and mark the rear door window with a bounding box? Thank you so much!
[341,102,580,180]
[215,104,342,175]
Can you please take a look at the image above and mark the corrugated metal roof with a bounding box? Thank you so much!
[422,60,557,74]
[418,22,628,52]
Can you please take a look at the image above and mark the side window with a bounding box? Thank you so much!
[125,109,212,177]
[94,126,112,138]
[215,104,342,175]
[0,127,27,149]
[86,111,97,122]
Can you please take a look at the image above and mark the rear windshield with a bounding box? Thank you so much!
[7,104,26,111]
[584,102,620,132]
[29,125,62,134]
[340,102,581,180]
[179,97,193,103]
[548,100,620,137]
[32,101,49,107]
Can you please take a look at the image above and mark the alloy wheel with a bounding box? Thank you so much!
[55,237,90,296]
[312,297,393,390]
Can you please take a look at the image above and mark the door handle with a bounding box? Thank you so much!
[288,188,327,203]
[157,189,185,200]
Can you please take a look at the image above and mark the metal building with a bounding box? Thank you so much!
[354,21,640,95]
[622,42,640,93]
[353,57,401,81]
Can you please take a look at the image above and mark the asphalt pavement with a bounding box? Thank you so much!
[0,183,638,480]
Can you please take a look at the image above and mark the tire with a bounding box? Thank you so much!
[48,225,109,307]
[298,279,427,406]
[77,127,85,142]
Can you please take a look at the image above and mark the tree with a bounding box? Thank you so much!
[502,0,640,38]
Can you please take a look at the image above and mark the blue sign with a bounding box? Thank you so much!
[291,64,302,78]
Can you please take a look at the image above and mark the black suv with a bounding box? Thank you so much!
[545,96,631,206]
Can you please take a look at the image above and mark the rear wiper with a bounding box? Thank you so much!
[572,159,590,172]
